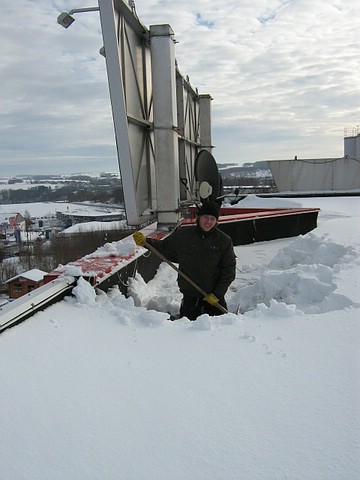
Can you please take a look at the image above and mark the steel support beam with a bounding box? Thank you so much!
[150,24,181,225]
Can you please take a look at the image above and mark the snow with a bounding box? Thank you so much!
[229,193,304,208]
[1,196,360,480]
[62,220,128,234]
[0,181,58,191]
[5,268,47,283]
[0,202,124,219]
[85,239,136,258]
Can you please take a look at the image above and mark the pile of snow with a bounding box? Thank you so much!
[1,197,359,480]
[234,231,359,315]
[85,238,136,258]
[62,220,128,234]
[228,193,304,208]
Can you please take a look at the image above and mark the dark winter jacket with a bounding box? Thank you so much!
[146,223,236,298]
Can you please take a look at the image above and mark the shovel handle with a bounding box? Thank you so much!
[143,240,228,315]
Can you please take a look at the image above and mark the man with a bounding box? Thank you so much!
[133,201,236,320]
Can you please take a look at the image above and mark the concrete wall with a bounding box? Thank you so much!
[267,156,360,192]
[344,134,360,160]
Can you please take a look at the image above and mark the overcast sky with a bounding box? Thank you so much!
[1,0,359,176]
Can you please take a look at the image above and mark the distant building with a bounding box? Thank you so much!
[344,128,360,160]
[56,209,125,225]
[0,212,25,234]
[5,269,47,299]
[267,131,360,193]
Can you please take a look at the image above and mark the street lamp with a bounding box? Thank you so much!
[57,7,100,28]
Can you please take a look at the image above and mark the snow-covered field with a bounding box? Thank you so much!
[0,202,124,219]
[1,196,359,480]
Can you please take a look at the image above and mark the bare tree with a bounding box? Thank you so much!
[0,260,18,285]
[0,245,5,264]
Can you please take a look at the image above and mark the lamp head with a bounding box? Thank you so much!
[57,12,75,28]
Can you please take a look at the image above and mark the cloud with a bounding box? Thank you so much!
[0,0,359,175]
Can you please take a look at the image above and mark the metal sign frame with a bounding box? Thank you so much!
[98,0,212,226]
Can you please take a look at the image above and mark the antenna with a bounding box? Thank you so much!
[128,1,136,14]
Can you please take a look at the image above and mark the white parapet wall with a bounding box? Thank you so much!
[267,156,360,192]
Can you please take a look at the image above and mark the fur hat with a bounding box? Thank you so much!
[198,201,220,220]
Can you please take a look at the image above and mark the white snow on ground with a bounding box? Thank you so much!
[1,196,360,480]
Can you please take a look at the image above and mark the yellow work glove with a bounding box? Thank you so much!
[203,293,219,306]
[133,231,146,247]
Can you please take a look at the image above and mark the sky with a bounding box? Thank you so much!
[1,196,360,479]
[1,0,359,176]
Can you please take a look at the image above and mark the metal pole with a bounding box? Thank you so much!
[69,7,100,15]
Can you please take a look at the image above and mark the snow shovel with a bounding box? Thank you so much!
[143,240,228,315]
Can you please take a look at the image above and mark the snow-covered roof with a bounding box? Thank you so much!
[6,268,47,284]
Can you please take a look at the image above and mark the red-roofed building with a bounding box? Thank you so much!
[5,269,47,299]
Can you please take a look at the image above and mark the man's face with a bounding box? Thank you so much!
[199,214,217,232]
